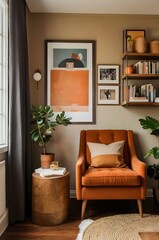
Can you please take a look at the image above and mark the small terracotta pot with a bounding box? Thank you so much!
[125,65,134,74]
[40,153,55,169]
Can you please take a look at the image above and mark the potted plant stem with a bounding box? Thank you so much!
[139,116,159,203]
[126,35,134,52]
[30,105,71,168]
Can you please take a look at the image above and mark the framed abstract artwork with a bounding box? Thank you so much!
[45,40,96,123]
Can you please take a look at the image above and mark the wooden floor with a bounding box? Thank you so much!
[1,198,159,240]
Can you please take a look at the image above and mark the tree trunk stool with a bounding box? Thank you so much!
[32,172,70,226]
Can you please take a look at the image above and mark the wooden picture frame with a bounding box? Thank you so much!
[98,85,119,105]
[123,29,146,53]
[45,40,96,124]
[98,64,119,84]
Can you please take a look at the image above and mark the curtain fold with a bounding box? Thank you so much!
[8,0,31,224]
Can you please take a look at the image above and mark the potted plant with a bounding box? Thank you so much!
[30,105,71,168]
[139,116,159,203]
[126,35,134,53]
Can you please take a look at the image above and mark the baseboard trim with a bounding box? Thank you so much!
[70,190,76,198]
[0,208,8,236]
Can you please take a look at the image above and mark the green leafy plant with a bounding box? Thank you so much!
[30,105,71,154]
[139,116,159,180]
[126,35,133,41]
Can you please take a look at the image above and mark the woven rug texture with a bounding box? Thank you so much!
[77,214,159,240]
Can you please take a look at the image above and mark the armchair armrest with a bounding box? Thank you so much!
[131,156,147,199]
[131,156,147,179]
[76,130,87,199]
[76,155,86,199]
[128,130,147,199]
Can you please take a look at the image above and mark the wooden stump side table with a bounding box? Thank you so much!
[32,172,70,226]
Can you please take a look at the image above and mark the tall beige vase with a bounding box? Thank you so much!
[135,37,147,53]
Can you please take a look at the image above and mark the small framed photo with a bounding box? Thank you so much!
[98,85,119,105]
[98,64,119,84]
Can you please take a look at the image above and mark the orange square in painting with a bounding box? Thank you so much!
[50,69,89,112]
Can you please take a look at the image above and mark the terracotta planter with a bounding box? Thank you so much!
[125,65,134,74]
[40,153,55,169]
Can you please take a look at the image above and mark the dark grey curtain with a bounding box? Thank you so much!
[8,0,31,224]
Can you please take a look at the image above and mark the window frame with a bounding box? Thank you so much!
[0,0,8,152]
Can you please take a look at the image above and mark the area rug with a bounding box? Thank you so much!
[76,214,159,240]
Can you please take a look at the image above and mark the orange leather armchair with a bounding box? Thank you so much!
[76,130,147,219]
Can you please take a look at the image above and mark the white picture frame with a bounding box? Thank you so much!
[98,64,119,84]
[98,85,119,105]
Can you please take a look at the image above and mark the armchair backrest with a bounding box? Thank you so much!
[85,129,131,167]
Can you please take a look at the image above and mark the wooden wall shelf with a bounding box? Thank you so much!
[122,101,159,106]
[121,51,159,106]
[122,53,159,60]
[122,74,159,79]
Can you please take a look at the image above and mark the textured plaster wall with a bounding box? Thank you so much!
[27,12,159,190]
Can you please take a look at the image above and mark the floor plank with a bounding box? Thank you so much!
[1,198,159,240]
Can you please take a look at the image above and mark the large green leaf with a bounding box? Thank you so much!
[144,147,159,159]
[56,111,72,125]
[139,116,159,133]
[31,131,40,141]
[45,105,50,112]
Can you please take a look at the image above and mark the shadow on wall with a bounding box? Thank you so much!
[134,132,144,162]
[47,126,79,184]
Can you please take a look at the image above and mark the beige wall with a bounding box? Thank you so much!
[27,12,159,190]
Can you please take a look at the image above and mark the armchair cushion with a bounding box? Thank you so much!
[82,168,141,187]
[87,141,126,168]
[90,154,126,168]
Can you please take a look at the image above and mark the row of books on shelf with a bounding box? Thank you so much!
[125,84,159,102]
[134,61,159,74]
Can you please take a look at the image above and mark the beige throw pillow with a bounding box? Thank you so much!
[87,141,126,168]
